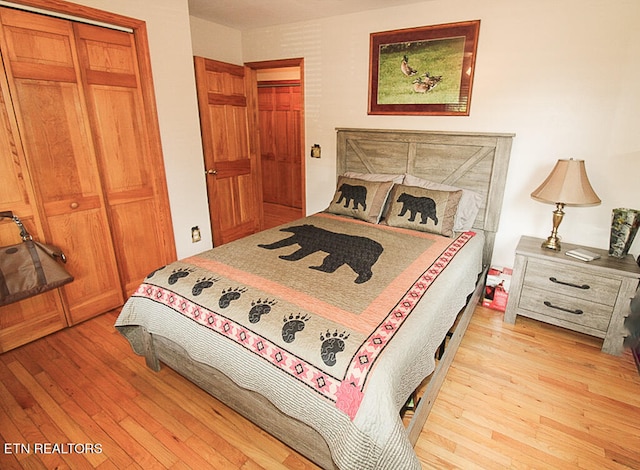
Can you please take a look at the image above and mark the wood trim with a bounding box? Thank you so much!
[245,58,304,69]
[122,20,176,264]
[9,62,76,81]
[208,93,247,107]
[205,58,244,75]
[84,70,137,87]
[257,79,300,87]
[2,0,146,29]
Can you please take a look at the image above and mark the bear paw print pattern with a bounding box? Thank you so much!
[192,277,218,296]
[145,266,166,279]
[319,330,350,366]
[168,267,195,285]
[218,287,248,308]
[281,313,309,343]
[248,299,277,323]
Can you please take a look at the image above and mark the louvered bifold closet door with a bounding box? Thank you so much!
[0,7,124,324]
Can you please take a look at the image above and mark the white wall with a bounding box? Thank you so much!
[70,0,212,258]
[190,15,242,64]
[236,0,640,267]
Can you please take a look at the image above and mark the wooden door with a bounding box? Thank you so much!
[0,64,68,352]
[0,8,123,323]
[194,57,263,246]
[74,23,176,296]
[258,82,304,228]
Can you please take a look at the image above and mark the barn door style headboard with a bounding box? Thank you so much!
[336,128,514,266]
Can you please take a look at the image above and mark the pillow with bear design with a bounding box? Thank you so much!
[403,174,482,232]
[325,176,394,223]
[383,184,462,237]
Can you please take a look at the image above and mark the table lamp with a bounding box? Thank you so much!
[530,158,601,251]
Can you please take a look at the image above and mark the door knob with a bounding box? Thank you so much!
[205,169,217,175]
[70,202,79,209]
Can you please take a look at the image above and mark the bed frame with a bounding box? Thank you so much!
[123,129,514,469]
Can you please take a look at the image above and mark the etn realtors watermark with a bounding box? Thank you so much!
[4,442,103,454]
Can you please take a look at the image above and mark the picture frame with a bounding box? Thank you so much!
[368,20,480,116]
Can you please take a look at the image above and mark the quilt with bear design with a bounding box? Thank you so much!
[116,213,483,470]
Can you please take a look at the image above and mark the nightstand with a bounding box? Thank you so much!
[504,236,640,355]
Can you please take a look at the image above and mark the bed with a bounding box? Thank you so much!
[115,128,514,469]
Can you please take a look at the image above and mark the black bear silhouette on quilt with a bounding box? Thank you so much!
[258,224,383,284]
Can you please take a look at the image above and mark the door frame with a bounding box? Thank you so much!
[244,58,306,217]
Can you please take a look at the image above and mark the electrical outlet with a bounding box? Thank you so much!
[191,226,201,243]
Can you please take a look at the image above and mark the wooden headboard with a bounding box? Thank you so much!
[336,128,514,266]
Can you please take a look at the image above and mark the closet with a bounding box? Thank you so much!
[0,5,175,352]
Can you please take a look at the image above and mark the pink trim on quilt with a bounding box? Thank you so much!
[337,231,475,419]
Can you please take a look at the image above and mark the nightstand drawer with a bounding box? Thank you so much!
[519,286,613,332]
[523,259,621,306]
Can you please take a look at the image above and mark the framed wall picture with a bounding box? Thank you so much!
[368,20,480,116]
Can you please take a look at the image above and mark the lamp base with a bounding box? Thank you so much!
[541,235,561,251]
[541,203,565,251]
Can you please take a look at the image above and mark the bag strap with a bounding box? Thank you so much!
[34,241,68,263]
[0,211,32,241]
[0,263,9,300]
[27,240,48,286]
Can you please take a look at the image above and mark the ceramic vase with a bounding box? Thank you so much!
[609,208,640,258]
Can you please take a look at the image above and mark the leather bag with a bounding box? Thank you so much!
[0,211,73,306]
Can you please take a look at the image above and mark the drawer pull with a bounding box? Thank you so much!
[549,277,590,290]
[543,300,583,315]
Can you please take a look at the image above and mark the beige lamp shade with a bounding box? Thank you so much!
[531,158,601,206]
[531,158,600,250]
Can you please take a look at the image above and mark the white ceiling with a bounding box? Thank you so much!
[187,0,428,30]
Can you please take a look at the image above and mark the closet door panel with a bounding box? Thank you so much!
[0,8,123,323]
[0,165,67,353]
[14,81,97,201]
[75,23,176,295]
[0,93,31,216]
[46,208,121,322]
[0,71,67,352]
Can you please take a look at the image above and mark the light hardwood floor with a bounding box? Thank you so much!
[1,305,638,469]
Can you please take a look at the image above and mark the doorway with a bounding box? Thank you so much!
[246,59,306,229]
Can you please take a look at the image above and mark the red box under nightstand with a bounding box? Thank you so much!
[483,266,512,312]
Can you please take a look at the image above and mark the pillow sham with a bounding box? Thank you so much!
[403,174,483,232]
[326,176,394,223]
[383,184,462,237]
